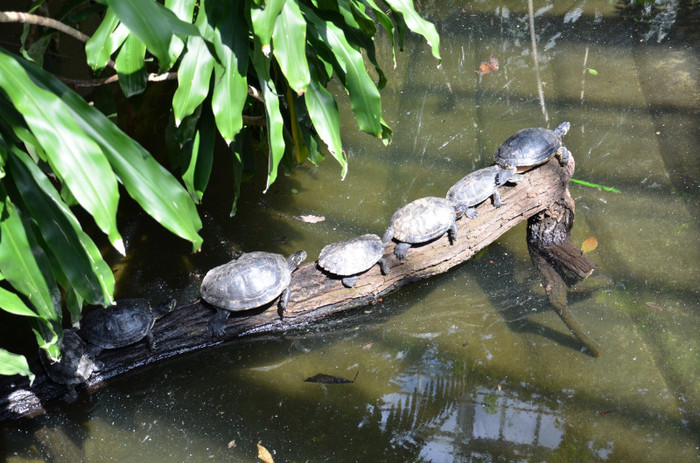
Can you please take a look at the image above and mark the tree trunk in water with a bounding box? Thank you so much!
[0,155,600,423]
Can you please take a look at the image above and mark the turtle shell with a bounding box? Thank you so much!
[494,122,570,168]
[201,251,293,311]
[80,299,156,349]
[390,197,457,243]
[319,234,384,277]
[447,166,501,207]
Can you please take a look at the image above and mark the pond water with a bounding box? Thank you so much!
[2,0,699,461]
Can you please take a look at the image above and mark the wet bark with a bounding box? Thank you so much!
[0,155,598,424]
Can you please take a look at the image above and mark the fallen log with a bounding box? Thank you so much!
[0,154,597,424]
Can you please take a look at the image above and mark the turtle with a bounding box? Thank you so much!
[446,165,522,219]
[381,197,462,260]
[493,121,571,183]
[79,298,176,356]
[201,250,307,336]
[39,328,100,402]
[318,234,390,287]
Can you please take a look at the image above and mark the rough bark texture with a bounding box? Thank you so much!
[0,155,594,424]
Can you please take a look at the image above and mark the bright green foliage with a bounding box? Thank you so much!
[0,0,439,381]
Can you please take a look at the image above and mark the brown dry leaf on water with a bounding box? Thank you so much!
[646,301,665,312]
[477,55,499,75]
[257,441,274,463]
[581,236,599,253]
[294,214,326,223]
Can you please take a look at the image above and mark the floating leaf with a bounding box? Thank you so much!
[257,442,274,463]
[293,214,325,223]
[477,55,499,75]
[588,68,598,76]
[581,236,598,254]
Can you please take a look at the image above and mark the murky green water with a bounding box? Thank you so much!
[3,0,699,461]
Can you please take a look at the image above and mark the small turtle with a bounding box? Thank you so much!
[80,298,176,356]
[382,197,462,260]
[201,250,307,335]
[447,165,521,219]
[494,121,571,183]
[40,328,100,402]
[318,234,389,287]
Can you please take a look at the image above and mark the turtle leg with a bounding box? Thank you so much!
[63,385,78,403]
[378,257,390,275]
[447,223,458,244]
[507,173,524,184]
[279,287,290,311]
[342,276,358,288]
[146,332,156,350]
[465,207,478,219]
[558,146,570,165]
[394,242,411,260]
[492,189,503,208]
[208,309,230,337]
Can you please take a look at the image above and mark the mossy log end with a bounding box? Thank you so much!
[0,155,598,424]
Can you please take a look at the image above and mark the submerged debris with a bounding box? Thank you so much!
[304,371,359,384]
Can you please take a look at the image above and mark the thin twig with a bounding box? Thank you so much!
[526,0,549,125]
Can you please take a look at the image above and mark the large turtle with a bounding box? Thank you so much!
[382,197,462,260]
[80,298,176,356]
[493,121,571,183]
[40,328,100,402]
[201,250,307,335]
[447,165,521,219]
[318,234,389,287]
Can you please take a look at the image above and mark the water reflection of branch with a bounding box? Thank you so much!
[527,0,549,124]
[580,46,589,103]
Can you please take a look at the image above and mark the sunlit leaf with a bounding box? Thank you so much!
[0,349,35,385]
[115,34,147,97]
[273,0,310,94]
[581,236,598,254]
[0,286,39,318]
[257,442,275,463]
[85,8,122,71]
[250,0,286,56]
[384,0,440,60]
[0,50,123,253]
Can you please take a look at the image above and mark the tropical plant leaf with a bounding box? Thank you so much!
[0,349,35,385]
[305,66,346,178]
[181,103,215,203]
[115,34,147,97]
[85,8,123,71]
[361,0,397,65]
[11,52,204,251]
[172,34,215,125]
[0,286,39,318]
[164,0,197,59]
[273,0,310,94]
[250,0,286,56]
[5,151,114,306]
[251,45,286,192]
[302,5,382,137]
[383,0,440,60]
[105,0,200,70]
[209,0,249,144]
[0,49,123,253]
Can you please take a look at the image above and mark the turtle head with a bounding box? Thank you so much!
[450,201,468,219]
[287,250,307,270]
[496,166,518,185]
[154,298,176,317]
[554,121,570,138]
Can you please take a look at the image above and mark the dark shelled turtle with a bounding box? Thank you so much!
[447,165,521,219]
[318,234,389,287]
[201,250,307,336]
[493,121,571,183]
[39,328,100,402]
[80,298,176,356]
[382,197,461,260]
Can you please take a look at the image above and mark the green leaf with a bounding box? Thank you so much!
[0,286,39,318]
[0,50,123,253]
[181,103,215,203]
[361,0,397,65]
[105,0,200,71]
[251,44,287,192]
[115,34,147,97]
[0,349,35,384]
[85,8,123,71]
[5,151,114,306]
[209,0,249,144]
[273,0,310,94]
[303,5,382,137]
[383,0,440,60]
[10,50,204,251]
[305,66,346,178]
[250,0,286,56]
[164,0,197,59]
[0,188,59,324]
[588,68,598,76]
[172,8,215,125]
